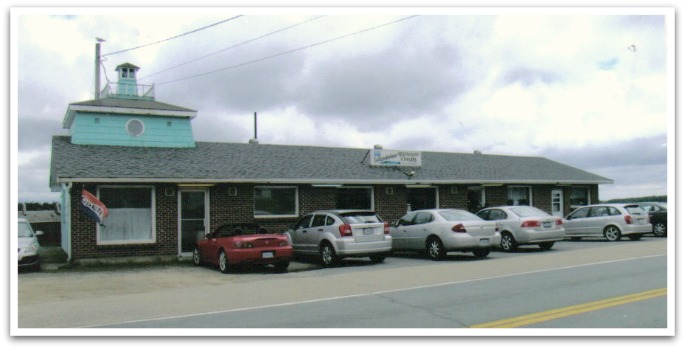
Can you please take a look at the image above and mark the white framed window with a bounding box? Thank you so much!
[507,186,532,206]
[335,186,374,210]
[96,186,155,245]
[570,187,591,208]
[254,186,299,218]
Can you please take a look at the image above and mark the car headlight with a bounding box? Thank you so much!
[22,244,39,254]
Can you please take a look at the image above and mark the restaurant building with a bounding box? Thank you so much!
[49,63,613,263]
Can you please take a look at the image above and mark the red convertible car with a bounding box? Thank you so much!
[193,223,293,273]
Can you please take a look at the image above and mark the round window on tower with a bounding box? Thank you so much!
[126,119,145,137]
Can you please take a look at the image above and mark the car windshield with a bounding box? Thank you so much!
[18,222,34,238]
[340,212,382,224]
[509,206,550,218]
[438,210,482,221]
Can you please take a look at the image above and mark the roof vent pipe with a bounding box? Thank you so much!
[249,112,259,144]
[474,150,482,155]
[374,144,383,149]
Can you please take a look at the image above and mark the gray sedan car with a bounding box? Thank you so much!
[476,206,565,252]
[285,210,392,267]
[563,204,652,241]
[390,209,499,260]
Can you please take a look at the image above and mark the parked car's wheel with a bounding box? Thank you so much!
[370,254,386,263]
[629,234,643,241]
[218,250,231,273]
[192,247,202,266]
[653,222,667,237]
[604,226,622,241]
[426,237,446,261]
[500,232,518,252]
[472,249,490,259]
[273,262,289,273]
[538,242,555,250]
[319,242,339,267]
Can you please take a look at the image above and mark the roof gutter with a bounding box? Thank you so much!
[55,177,615,186]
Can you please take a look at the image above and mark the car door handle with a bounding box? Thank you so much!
[318,228,324,232]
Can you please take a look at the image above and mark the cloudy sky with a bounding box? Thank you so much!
[10,5,674,203]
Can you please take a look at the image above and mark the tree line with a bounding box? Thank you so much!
[602,195,667,204]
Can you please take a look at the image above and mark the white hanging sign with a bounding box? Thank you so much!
[370,149,421,167]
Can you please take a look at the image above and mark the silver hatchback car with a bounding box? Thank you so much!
[285,210,392,267]
[476,206,565,252]
[563,204,652,241]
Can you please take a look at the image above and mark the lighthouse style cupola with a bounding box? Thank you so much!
[62,63,197,148]
[115,63,140,97]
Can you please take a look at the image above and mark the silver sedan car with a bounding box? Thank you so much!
[390,209,499,260]
[563,203,652,241]
[476,206,565,252]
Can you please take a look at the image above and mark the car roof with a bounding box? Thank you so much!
[573,203,642,210]
[309,209,377,215]
[479,206,521,210]
[408,208,468,213]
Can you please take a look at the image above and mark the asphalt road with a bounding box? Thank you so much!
[14,238,670,334]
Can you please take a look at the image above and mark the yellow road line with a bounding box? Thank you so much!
[470,288,667,328]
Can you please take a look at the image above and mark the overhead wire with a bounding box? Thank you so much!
[101,15,243,57]
[155,15,420,86]
[138,15,326,81]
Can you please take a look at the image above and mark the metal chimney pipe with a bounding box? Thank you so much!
[254,112,258,140]
[95,42,101,99]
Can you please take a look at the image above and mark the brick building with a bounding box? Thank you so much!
[49,63,612,263]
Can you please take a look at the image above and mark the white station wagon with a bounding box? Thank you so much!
[563,204,652,241]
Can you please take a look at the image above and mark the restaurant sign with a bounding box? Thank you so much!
[370,149,422,167]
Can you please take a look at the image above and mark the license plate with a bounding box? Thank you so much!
[543,222,552,228]
[262,251,274,259]
[638,219,644,224]
[480,238,489,246]
[363,228,375,235]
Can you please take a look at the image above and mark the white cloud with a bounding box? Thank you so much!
[13,9,672,203]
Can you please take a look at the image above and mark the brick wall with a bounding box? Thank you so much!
[70,183,179,260]
[69,182,598,260]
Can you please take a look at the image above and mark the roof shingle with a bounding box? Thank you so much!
[49,136,612,189]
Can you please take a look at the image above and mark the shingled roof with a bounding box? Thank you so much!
[63,97,197,128]
[49,135,612,190]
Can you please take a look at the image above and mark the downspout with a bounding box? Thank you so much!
[61,182,73,262]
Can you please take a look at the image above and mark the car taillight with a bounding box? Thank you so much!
[452,223,467,233]
[521,220,541,228]
[234,241,253,249]
[339,224,353,237]
[279,240,288,247]
[556,219,563,225]
[383,222,390,235]
[624,215,633,224]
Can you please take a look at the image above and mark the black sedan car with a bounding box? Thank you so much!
[637,202,667,237]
